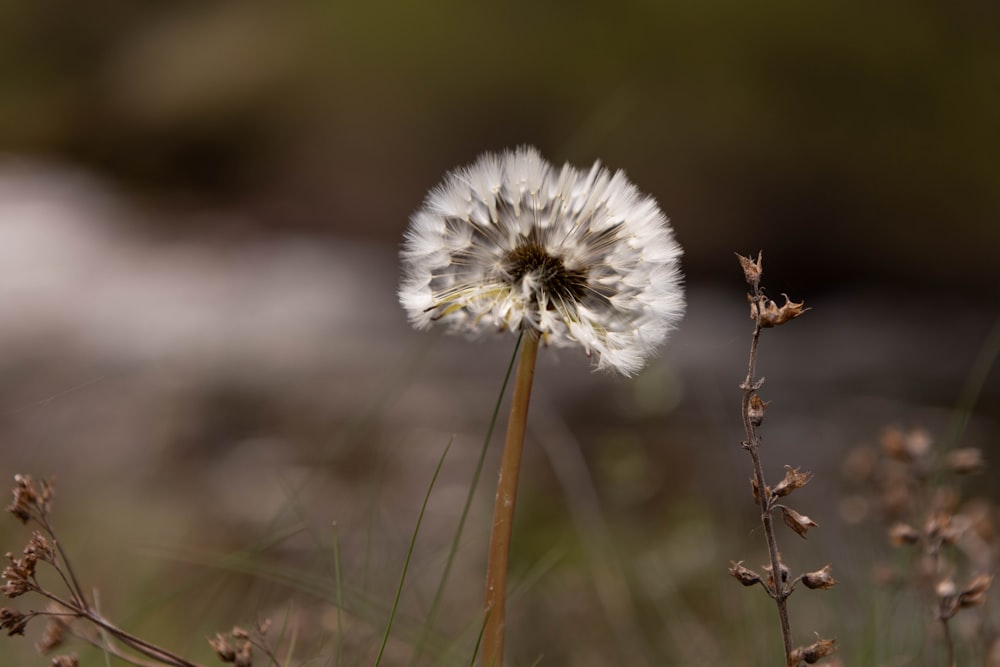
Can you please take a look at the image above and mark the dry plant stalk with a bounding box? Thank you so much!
[730,253,836,667]
[1,473,281,667]
[857,427,994,666]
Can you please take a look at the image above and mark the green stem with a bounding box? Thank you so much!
[481,334,540,667]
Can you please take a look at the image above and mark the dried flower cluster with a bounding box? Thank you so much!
[399,146,685,375]
[2,474,205,667]
[730,253,835,666]
[844,427,996,663]
[209,620,276,667]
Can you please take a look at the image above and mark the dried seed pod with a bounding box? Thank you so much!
[747,394,769,427]
[937,579,959,620]
[758,294,809,328]
[781,506,818,538]
[209,633,236,662]
[790,637,836,664]
[763,556,790,592]
[802,564,837,590]
[729,560,762,587]
[736,252,763,289]
[235,641,253,667]
[959,574,992,609]
[946,448,985,475]
[773,466,813,498]
[0,606,28,636]
[888,522,920,546]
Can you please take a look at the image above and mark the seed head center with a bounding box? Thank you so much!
[503,242,588,304]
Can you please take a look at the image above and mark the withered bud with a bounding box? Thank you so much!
[802,564,837,590]
[789,637,836,664]
[0,606,28,636]
[50,656,78,667]
[209,633,236,662]
[26,532,56,564]
[946,448,985,475]
[37,617,66,654]
[781,506,818,538]
[763,555,790,592]
[888,522,920,546]
[6,475,36,524]
[937,579,959,620]
[735,252,763,289]
[773,466,813,498]
[3,552,34,598]
[235,641,253,667]
[257,618,271,635]
[925,512,960,546]
[879,427,908,461]
[230,626,249,640]
[959,574,992,609]
[755,294,809,328]
[729,560,762,587]
[747,394,769,427]
[751,477,764,506]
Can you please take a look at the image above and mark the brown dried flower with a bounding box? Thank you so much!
[49,655,78,667]
[0,606,28,636]
[763,556,790,593]
[958,574,992,609]
[729,560,762,587]
[747,394,769,427]
[26,532,56,564]
[736,252,763,289]
[209,633,237,662]
[946,448,985,475]
[924,512,960,546]
[802,564,837,590]
[751,293,809,328]
[37,616,67,654]
[235,641,253,667]
[880,427,933,463]
[888,522,921,546]
[781,506,818,539]
[2,552,35,598]
[773,466,813,498]
[789,637,836,664]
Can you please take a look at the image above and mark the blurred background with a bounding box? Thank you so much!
[1,1,998,665]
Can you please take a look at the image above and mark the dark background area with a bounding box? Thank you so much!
[2,1,998,292]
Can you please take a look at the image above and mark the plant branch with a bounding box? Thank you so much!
[741,289,794,663]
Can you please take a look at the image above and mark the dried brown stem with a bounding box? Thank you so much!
[36,590,201,667]
[482,333,540,667]
[741,289,794,664]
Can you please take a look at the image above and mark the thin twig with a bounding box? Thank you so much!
[741,288,794,664]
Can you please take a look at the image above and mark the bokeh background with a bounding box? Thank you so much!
[1,2,998,665]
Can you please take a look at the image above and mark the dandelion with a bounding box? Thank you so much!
[399,147,684,667]
[399,146,684,376]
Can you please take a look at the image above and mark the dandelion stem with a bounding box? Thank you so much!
[482,333,540,667]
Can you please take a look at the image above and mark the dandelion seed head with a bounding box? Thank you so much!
[399,146,685,376]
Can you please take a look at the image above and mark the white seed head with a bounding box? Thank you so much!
[399,146,685,376]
